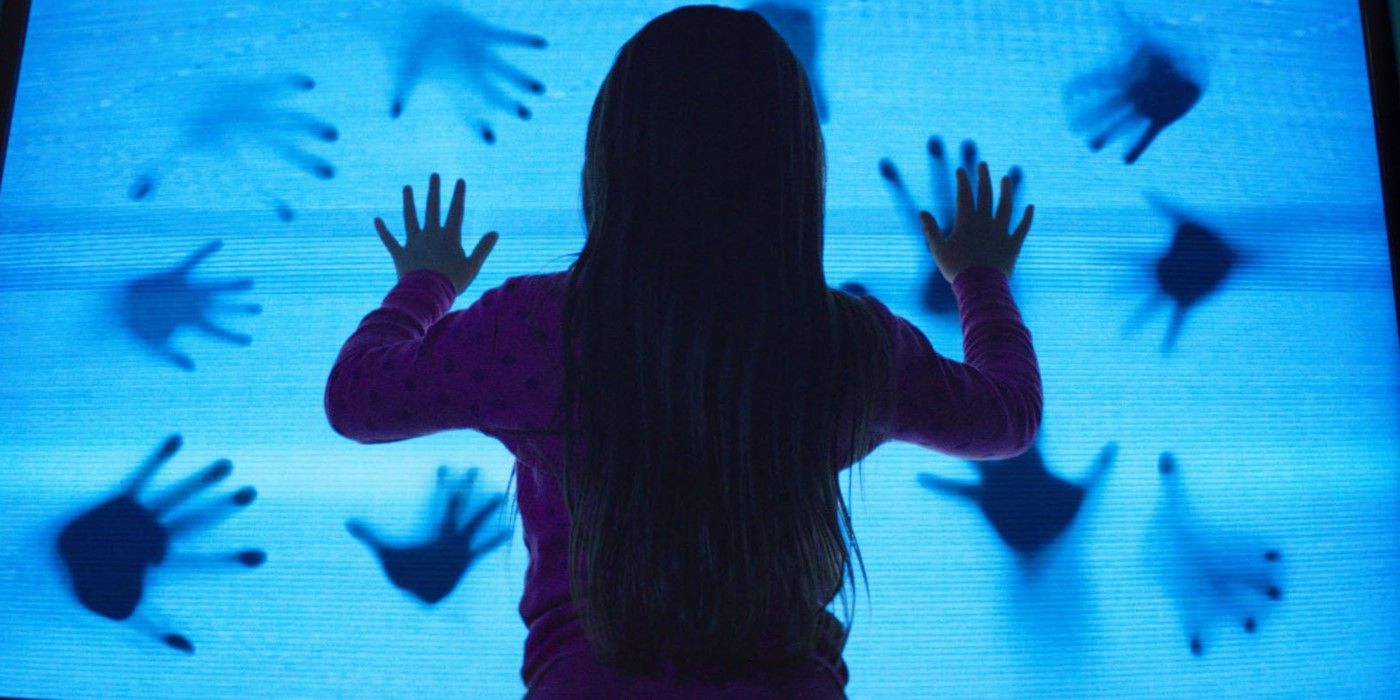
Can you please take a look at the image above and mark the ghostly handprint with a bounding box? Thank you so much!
[389,6,548,145]
[129,73,337,222]
[1065,11,1203,165]
[919,442,1115,558]
[1123,194,1243,353]
[347,466,512,605]
[878,137,1024,317]
[56,434,263,654]
[1150,453,1284,656]
[747,1,829,122]
[119,240,261,371]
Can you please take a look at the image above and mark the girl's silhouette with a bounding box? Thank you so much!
[326,5,1041,697]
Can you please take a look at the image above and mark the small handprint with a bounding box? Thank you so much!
[129,72,337,221]
[878,137,1024,316]
[1150,453,1284,656]
[919,442,1115,559]
[1065,11,1203,165]
[347,466,512,605]
[747,1,829,122]
[55,434,264,654]
[389,6,548,145]
[1123,194,1242,353]
[119,240,261,371]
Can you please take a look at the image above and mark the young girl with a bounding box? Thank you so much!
[325,5,1040,698]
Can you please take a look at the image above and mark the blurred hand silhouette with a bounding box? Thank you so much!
[1064,13,1203,165]
[375,173,498,295]
[1123,194,1242,353]
[389,6,548,145]
[919,442,1116,558]
[346,466,511,605]
[1152,453,1284,656]
[57,434,263,654]
[119,240,261,371]
[129,73,337,222]
[920,161,1034,283]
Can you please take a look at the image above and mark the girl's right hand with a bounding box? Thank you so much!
[920,161,1034,282]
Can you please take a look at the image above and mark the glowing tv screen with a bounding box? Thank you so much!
[1,1,1396,697]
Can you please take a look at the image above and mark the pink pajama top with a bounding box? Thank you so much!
[325,265,1041,698]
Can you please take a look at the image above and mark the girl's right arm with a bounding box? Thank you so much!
[874,267,1041,460]
[876,160,1042,459]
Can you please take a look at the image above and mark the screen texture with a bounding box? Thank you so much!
[1,1,1397,698]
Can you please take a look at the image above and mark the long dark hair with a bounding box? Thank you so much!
[559,5,894,682]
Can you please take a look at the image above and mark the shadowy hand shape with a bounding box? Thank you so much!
[879,137,1027,315]
[347,466,512,605]
[919,442,1115,558]
[1151,453,1284,656]
[1123,194,1241,352]
[56,434,263,654]
[1065,17,1203,165]
[747,1,829,122]
[129,73,337,222]
[390,6,548,145]
[120,240,261,371]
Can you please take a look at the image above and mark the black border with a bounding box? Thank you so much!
[0,0,33,193]
[1360,0,1400,339]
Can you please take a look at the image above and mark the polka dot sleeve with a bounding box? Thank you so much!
[324,269,513,443]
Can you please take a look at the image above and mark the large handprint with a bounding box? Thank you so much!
[346,466,512,605]
[119,240,261,371]
[1150,453,1284,656]
[56,435,264,654]
[878,137,1024,316]
[1123,194,1242,353]
[389,5,548,145]
[1065,11,1203,165]
[918,442,1115,559]
[129,73,338,222]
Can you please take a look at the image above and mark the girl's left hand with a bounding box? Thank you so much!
[375,173,498,296]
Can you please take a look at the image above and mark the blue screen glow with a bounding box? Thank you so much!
[1,1,1397,697]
